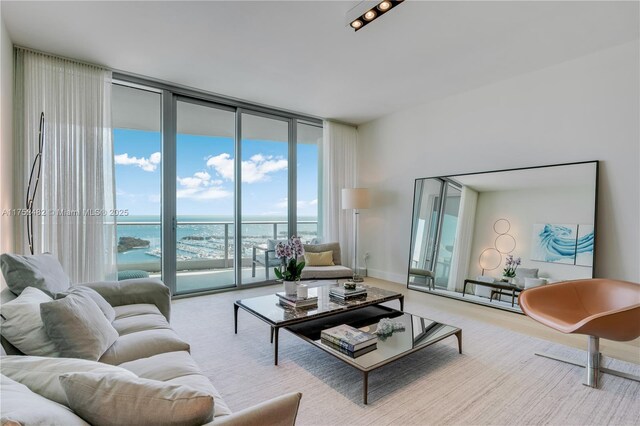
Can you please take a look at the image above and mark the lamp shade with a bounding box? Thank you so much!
[342,188,371,210]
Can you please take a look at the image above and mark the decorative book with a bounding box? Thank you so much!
[321,338,377,358]
[276,290,317,302]
[278,298,317,309]
[320,324,377,352]
[329,286,367,299]
[276,291,318,308]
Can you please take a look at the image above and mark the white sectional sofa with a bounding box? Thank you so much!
[0,255,301,426]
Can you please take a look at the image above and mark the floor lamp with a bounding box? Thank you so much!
[342,188,371,282]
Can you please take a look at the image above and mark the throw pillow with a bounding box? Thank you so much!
[0,355,135,406]
[40,293,119,360]
[60,372,214,426]
[56,286,116,322]
[304,250,335,266]
[524,277,547,289]
[516,267,539,279]
[0,287,60,357]
[0,252,71,296]
[1,374,89,426]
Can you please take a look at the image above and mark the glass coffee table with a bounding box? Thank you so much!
[234,283,404,365]
[287,305,462,404]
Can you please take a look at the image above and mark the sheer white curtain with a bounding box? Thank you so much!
[448,186,478,291]
[14,48,116,282]
[321,121,358,267]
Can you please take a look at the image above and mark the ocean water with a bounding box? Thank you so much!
[117,215,318,264]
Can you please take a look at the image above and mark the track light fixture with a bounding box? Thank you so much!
[347,0,405,32]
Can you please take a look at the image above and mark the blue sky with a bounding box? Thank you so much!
[113,129,318,217]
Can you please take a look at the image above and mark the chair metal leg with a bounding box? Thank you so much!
[585,336,600,388]
[534,335,640,389]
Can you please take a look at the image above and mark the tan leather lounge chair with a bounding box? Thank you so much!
[519,279,640,388]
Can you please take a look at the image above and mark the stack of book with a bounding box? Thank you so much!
[320,324,377,358]
[329,285,367,300]
[276,292,318,309]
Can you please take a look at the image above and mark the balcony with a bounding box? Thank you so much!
[117,219,318,293]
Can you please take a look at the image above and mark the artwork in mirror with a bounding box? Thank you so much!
[407,161,598,313]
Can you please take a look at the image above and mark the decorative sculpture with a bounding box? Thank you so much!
[26,112,44,255]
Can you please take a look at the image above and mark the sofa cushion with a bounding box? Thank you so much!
[1,374,89,426]
[304,250,335,266]
[0,355,135,406]
[112,313,171,336]
[99,329,190,365]
[113,303,163,319]
[60,372,214,426]
[301,265,353,280]
[303,242,342,265]
[56,286,116,322]
[40,292,119,361]
[0,287,60,357]
[0,252,70,297]
[119,351,232,417]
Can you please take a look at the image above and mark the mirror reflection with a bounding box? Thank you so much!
[408,162,598,313]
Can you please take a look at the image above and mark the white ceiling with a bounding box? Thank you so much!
[2,1,638,125]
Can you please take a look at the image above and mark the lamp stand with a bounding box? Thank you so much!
[352,210,363,282]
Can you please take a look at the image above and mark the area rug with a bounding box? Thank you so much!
[171,284,640,425]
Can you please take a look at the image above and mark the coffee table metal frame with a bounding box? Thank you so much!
[234,289,404,366]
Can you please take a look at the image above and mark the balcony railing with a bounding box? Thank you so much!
[116,220,318,273]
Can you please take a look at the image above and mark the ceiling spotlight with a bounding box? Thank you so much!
[378,1,392,11]
[347,0,405,32]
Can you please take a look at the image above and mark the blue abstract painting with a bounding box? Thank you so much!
[531,224,578,264]
[575,224,595,267]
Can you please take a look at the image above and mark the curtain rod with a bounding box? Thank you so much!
[14,45,108,71]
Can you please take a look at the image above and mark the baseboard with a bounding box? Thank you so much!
[367,268,406,285]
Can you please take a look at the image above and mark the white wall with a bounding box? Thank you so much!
[0,16,13,289]
[469,186,594,282]
[358,41,639,284]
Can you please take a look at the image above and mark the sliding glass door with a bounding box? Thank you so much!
[113,80,321,295]
[296,122,321,243]
[240,112,290,284]
[112,84,162,280]
[175,99,236,293]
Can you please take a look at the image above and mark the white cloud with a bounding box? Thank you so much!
[176,170,231,201]
[206,152,288,183]
[176,187,231,200]
[206,153,234,180]
[177,171,212,189]
[148,194,161,203]
[114,152,161,172]
[275,198,288,209]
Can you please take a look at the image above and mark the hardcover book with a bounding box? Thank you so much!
[320,324,378,352]
[320,338,377,358]
[276,289,318,303]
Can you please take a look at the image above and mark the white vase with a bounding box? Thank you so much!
[502,276,513,284]
[283,280,298,296]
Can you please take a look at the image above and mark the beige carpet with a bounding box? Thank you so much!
[171,283,640,425]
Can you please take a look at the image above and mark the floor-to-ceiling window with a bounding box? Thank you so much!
[112,78,322,295]
[175,99,236,293]
[296,122,321,243]
[240,112,290,284]
[112,84,162,278]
